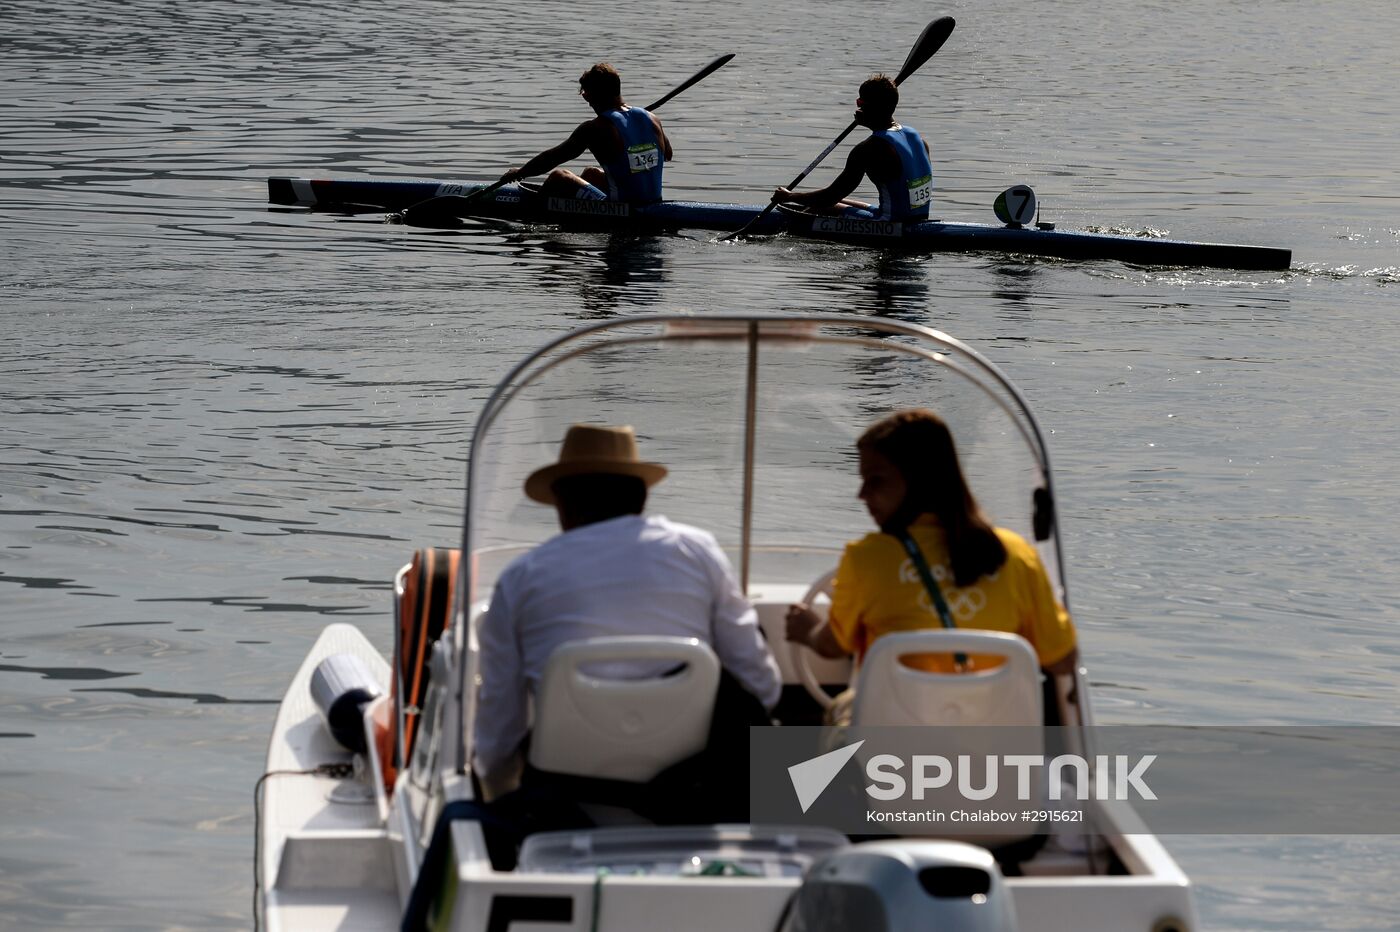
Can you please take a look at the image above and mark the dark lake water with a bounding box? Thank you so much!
[2,0,1398,927]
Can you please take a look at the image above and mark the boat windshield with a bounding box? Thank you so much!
[461,315,1063,607]
[447,315,1067,775]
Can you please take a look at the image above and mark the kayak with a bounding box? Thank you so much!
[267,176,1292,271]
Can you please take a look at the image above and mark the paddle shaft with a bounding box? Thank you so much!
[782,123,860,196]
[718,17,954,241]
[394,54,734,224]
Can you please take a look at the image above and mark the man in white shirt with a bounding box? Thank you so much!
[473,424,783,799]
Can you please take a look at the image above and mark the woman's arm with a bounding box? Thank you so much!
[784,603,849,659]
[1043,645,1079,677]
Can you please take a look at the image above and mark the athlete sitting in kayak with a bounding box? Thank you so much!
[499,63,672,205]
[770,74,933,222]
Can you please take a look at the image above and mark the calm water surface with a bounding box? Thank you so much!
[2,0,1399,928]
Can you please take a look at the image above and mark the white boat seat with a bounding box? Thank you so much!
[528,636,720,783]
[852,630,1046,852]
[851,630,1043,728]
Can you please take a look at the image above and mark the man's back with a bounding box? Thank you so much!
[473,512,781,786]
[497,514,732,687]
[580,107,666,203]
[858,124,933,221]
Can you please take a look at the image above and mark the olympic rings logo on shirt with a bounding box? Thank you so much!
[901,557,988,622]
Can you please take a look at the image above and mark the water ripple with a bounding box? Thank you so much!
[71,687,276,705]
[0,663,138,681]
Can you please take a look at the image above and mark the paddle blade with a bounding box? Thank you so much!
[644,53,736,111]
[396,193,485,227]
[697,53,736,80]
[894,16,955,85]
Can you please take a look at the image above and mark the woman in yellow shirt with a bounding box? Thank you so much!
[785,409,1078,679]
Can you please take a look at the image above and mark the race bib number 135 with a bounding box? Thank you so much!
[907,174,933,209]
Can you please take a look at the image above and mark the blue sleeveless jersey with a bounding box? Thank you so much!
[600,107,663,204]
[869,125,933,221]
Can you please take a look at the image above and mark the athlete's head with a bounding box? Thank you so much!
[857,73,899,124]
[579,63,623,104]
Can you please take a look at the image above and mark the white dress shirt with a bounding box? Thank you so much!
[472,514,782,785]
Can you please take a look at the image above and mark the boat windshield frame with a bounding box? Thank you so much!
[451,314,1065,776]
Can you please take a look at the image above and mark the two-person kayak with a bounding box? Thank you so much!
[268,176,1292,271]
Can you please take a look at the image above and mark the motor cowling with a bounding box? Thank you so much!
[309,653,383,754]
[782,840,1018,932]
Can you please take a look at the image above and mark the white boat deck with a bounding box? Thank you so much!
[259,622,1195,932]
[260,623,399,931]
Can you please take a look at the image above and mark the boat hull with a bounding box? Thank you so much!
[255,315,1200,931]
[268,176,1291,271]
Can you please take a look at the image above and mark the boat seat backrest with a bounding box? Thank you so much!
[852,630,1042,728]
[528,636,720,783]
[853,631,1047,851]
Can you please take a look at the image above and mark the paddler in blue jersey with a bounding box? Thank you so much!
[499,63,671,205]
[770,74,933,222]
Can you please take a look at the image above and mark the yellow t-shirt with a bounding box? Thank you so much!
[826,515,1075,672]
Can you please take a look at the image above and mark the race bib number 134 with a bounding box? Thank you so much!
[628,143,660,173]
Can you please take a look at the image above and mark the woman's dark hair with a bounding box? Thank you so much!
[858,409,1006,586]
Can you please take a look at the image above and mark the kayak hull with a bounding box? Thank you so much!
[267,177,1292,271]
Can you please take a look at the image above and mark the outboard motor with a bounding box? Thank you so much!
[309,653,383,753]
[782,840,1018,932]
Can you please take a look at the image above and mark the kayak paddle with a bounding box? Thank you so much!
[391,54,736,226]
[717,16,955,242]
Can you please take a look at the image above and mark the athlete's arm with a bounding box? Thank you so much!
[772,142,870,207]
[500,122,592,182]
[652,114,673,162]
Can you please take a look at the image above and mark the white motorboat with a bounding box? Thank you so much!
[256,314,1197,931]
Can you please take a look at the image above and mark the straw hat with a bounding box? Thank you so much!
[524,424,668,505]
